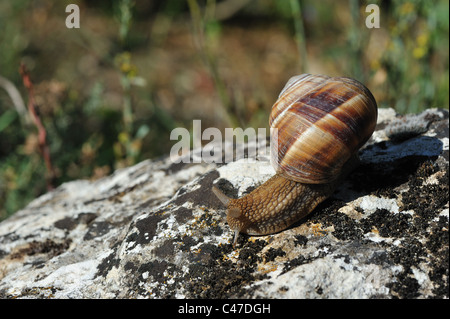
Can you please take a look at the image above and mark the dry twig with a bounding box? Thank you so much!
[0,74,30,125]
[19,63,55,190]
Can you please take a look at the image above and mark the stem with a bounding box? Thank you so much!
[290,0,308,73]
[0,75,30,126]
[19,63,55,190]
[348,0,363,79]
[187,0,235,126]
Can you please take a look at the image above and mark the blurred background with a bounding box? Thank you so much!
[0,0,448,220]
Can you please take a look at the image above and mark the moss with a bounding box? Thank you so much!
[183,239,268,298]
[10,239,71,260]
[308,156,448,298]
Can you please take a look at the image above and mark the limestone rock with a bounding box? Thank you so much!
[0,108,448,299]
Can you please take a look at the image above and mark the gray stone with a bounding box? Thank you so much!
[0,108,448,299]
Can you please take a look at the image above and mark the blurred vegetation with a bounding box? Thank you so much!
[0,0,448,220]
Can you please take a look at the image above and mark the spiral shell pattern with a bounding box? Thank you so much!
[270,74,377,184]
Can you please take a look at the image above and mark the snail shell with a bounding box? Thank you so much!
[213,74,377,246]
[270,74,377,184]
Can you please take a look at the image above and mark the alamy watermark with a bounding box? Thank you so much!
[169,120,278,166]
[64,3,381,30]
[65,4,80,29]
[365,4,380,29]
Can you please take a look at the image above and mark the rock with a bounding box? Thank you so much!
[0,108,448,299]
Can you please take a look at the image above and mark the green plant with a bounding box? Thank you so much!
[113,0,150,168]
[187,0,236,125]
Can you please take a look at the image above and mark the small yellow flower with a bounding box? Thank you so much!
[370,59,381,71]
[416,33,429,47]
[118,131,130,143]
[413,47,427,59]
[413,33,429,59]
[400,2,415,15]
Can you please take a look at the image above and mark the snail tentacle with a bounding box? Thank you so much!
[211,186,231,206]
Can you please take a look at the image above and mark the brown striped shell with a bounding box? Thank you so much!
[270,74,378,184]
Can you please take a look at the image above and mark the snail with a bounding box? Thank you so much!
[212,74,378,246]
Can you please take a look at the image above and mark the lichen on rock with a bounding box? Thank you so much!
[0,108,448,299]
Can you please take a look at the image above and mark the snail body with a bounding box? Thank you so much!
[213,74,377,246]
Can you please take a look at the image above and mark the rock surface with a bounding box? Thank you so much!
[0,108,448,299]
